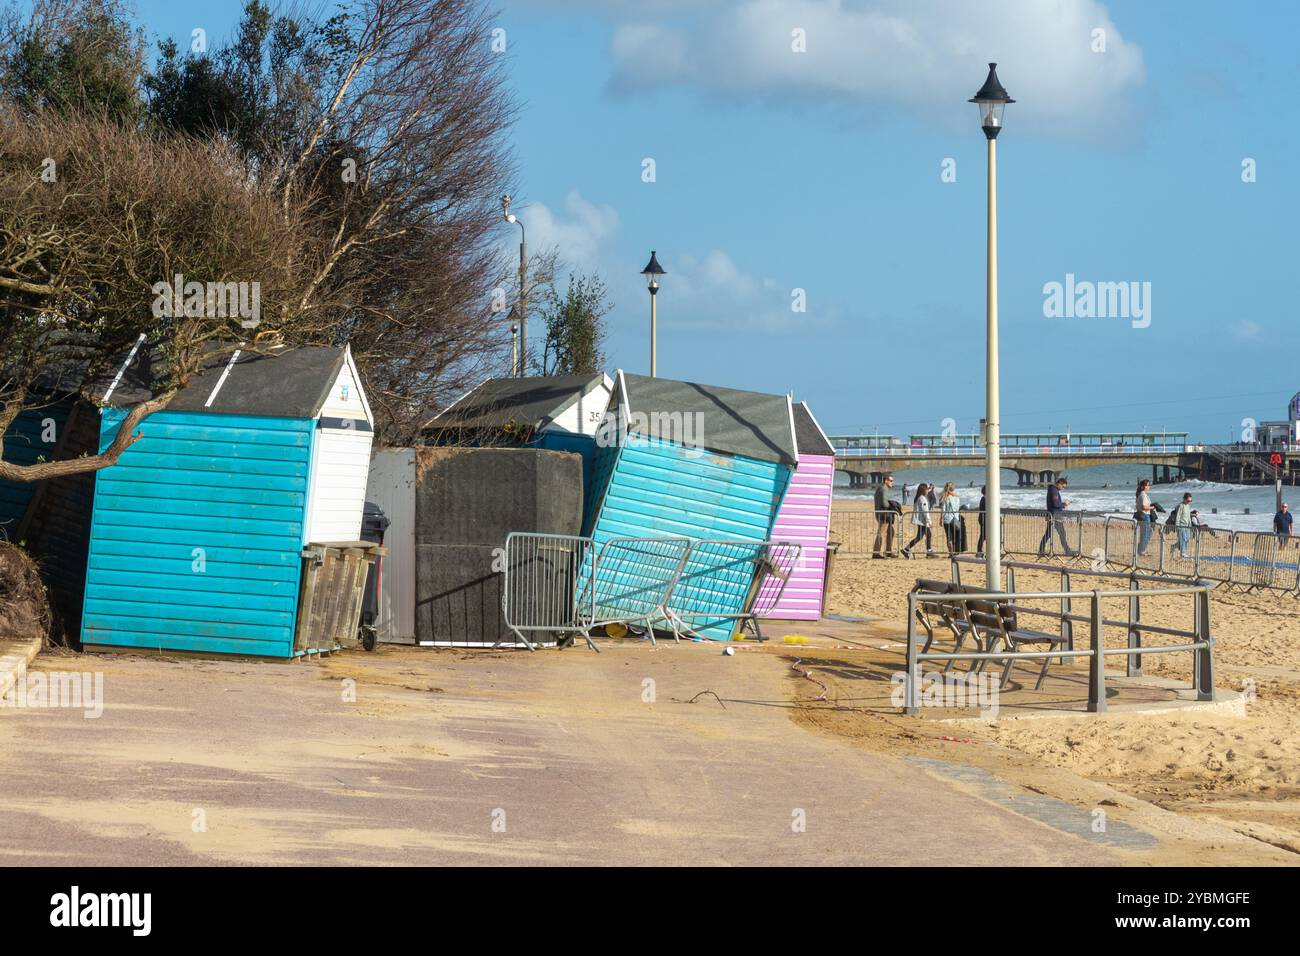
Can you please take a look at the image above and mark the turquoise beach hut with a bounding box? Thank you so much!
[584,371,798,640]
[81,344,374,657]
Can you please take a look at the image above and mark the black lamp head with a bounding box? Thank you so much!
[969,62,1014,139]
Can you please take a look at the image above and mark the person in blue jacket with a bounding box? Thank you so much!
[1037,476,1077,557]
[1276,502,1293,549]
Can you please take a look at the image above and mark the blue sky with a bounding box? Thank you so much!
[131,0,1300,441]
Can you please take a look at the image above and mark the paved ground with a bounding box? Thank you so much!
[0,639,1242,865]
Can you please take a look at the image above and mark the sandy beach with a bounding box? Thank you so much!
[812,502,1300,855]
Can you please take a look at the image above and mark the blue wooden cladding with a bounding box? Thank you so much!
[0,402,71,539]
[81,408,313,657]
[586,434,791,641]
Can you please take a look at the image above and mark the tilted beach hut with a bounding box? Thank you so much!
[584,372,798,640]
[81,345,374,656]
[761,402,835,620]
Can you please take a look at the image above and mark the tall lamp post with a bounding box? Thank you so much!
[641,250,666,377]
[502,195,527,376]
[970,63,1013,589]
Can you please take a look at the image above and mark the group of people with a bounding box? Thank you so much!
[871,473,986,559]
[870,472,1289,562]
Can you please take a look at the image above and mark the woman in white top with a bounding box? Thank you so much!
[902,483,934,558]
[940,482,962,553]
[1135,478,1156,556]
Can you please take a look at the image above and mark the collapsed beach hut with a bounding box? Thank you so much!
[760,402,835,620]
[584,372,798,640]
[365,446,584,646]
[81,345,374,656]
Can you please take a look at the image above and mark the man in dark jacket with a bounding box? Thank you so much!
[1037,476,1077,557]
[872,474,898,558]
[1276,502,1293,549]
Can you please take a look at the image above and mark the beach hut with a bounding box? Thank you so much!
[423,373,611,492]
[81,345,374,657]
[0,396,100,639]
[761,402,835,620]
[585,371,798,640]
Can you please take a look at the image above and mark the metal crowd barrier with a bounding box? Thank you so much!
[583,535,694,648]
[832,506,1300,594]
[499,532,599,650]
[906,559,1215,714]
[661,539,802,643]
[500,533,799,650]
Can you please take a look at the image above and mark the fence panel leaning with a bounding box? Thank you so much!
[582,536,694,647]
[500,532,596,650]
[662,540,802,643]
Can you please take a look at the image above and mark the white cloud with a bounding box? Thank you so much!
[522,190,620,271]
[1232,319,1262,341]
[605,0,1145,139]
[656,248,831,333]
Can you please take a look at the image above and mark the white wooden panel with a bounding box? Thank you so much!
[365,449,416,642]
[306,428,373,542]
[318,351,372,423]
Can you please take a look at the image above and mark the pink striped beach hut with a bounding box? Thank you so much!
[763,402,835,620]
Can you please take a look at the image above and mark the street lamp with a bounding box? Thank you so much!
[502,195,527,377]
[641,250,666,377]
[970,62,1013,589]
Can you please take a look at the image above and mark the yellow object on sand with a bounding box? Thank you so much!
[606,622,628,638]
[783,634,809,645]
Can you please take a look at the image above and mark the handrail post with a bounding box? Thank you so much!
[1227,531,1237,590]
[1126,570,1142,677]
[1088,589,1106,713]
[1060,568,1073,661]
[905,591,920,715]
[1196,587,1215,702]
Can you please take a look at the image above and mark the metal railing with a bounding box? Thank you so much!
[661,539,802,643]
[499,532,799,650]
[499,532,600,650]
[904,559,1215,714]
[832,442,1190,457]
[831,507,1300,594]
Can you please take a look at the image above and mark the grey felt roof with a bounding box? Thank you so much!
[793,402,835,457]
[100,343,351,420]
[618,373,797,465]
[428,374,606,432]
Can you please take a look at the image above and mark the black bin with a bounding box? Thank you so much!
[359,501,390,647]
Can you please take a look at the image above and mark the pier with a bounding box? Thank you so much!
[831,432,1300,488]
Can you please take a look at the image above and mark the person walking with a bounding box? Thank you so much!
[940,482,962,554]
[976,485,987,557]
[872,473,899,558]
[1275,502,1293,549]
[1135,479,1156,556]
[1173,492,1194,557]
[901,483,934,559]
[1037,476,1076,557]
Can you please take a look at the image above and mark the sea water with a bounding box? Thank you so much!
[834,463,1291,532]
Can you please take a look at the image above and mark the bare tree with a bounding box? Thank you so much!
[0,106,317,482]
